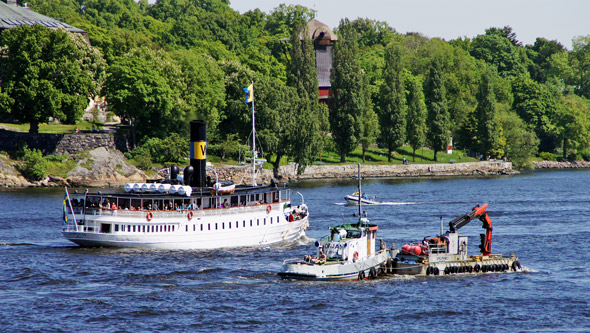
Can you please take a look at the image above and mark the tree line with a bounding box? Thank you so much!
[0,0,589,172]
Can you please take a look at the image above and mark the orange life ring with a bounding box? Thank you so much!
[146,211,153,221]
[187,211,193,221]
[353,252,359,260]
[266,204,272,214]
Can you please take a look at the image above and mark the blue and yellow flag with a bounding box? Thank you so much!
[243,84,253,103]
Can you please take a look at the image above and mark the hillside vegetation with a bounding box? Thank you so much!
[0,0,589,181]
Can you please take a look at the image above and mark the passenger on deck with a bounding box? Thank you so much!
[319,250,326,262]
[332,229,341,241]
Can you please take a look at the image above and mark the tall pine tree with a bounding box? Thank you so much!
[425,58,450,162]
[378,43,406,162]
[406,75,427,162]
[329,19,367,162]
[475,71,500,158]
[360,79,379,162]
[285,20,323,174]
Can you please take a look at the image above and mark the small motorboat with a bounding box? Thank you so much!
[279,164,396,281]
[344,191,378,205]
[385,203,522,276]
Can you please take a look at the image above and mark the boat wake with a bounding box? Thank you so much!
[297,235,316,245]
[0,242,37,247]
[376,201,423,205]
[338,201,423,206]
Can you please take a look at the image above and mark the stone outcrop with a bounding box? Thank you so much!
[0,148,146,187]
[66,147,146,187]
[0,153,30,187]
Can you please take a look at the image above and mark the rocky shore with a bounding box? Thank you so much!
[0,147,146,188]
[532,160,590,169]
[215,161,517,184]
[4,148,590,188]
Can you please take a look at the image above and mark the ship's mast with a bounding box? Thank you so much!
[250,81,257,186]
[357,163,362,224]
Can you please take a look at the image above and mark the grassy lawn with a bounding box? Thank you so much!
[316,145,478,165]
[211,145,478,169]
[0,121,99,134]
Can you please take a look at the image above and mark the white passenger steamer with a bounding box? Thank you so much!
[62,120,309,250]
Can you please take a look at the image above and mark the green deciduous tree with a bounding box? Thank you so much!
[377,43,406,161]
[329,20,368,162]
[425,58,450,161]
[499,111,539,169]
[470,31,528,78]
[0,25,105,133]
[526,37,567,84]
[406,75,427,161]
[171,49,226,137]
[570,35,590,99]
[556,94,590,159]
[218,60,256,141]
[104,47,182,146]
[511,75,559,152]
[253,76,299,175]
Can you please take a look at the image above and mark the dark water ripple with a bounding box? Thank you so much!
[1,170,590,331]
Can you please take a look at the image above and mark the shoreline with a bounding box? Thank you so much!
[4,159,590,188]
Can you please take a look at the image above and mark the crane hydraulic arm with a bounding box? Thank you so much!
[447,203,493,256]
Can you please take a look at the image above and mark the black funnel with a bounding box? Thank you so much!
[190,120,207,187]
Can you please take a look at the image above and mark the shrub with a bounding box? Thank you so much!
[539,151,558,161]
[579,149,590,161]
[18,145,48,180]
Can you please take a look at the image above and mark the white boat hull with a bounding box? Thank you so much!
[279,250,392,280]
[63,203,309,250]
[344,195,378,205]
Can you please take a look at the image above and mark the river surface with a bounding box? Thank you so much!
[1,169,589,331]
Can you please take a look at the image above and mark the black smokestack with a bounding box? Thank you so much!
[190,120,207,187]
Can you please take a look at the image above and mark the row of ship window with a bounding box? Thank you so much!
[112,217,278,233]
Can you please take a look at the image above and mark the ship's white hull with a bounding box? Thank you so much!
[63,203,309,250]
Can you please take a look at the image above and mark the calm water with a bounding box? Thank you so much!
[1,170,589,331]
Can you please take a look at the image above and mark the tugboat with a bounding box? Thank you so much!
[279,164,395,281]
[61,120,310,250]
[388,203,522,276]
